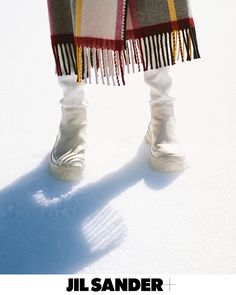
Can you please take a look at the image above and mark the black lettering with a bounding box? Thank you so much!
[102,279,115,291]
[129,279,140,291]
[151,279,164,291]
[74,279,79,291]
[141,278,151,291]
[115,278,128,291]
[66,278,74,292]
[91,278,102,292]
[80,278,89,291]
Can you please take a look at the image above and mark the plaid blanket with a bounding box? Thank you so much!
[47,0,200,86]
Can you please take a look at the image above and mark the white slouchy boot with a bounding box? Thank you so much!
[143,67,187,172]
[49,74,88,181]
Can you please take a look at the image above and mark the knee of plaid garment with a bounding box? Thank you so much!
[49,73,88,181]
[143,67,187,171]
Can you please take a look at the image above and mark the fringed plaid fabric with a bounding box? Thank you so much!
[47,0,200,86]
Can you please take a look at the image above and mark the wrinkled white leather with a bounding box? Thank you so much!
[51,74,88,167]
[58,74,88,108]
[144,67,179,145]
[143,67,186,170]
[144,66,176,105]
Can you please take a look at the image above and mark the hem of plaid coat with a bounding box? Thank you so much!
[50,18,200,86]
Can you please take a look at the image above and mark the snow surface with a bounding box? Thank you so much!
[0,1,236,274]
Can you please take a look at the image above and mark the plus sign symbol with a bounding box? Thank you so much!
[163,278,176,291]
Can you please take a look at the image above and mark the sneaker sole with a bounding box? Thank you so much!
[48,159,84,181]
[149,153,187,172]
[144,133,188,172]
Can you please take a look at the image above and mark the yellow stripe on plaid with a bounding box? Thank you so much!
[167,0,184,63]
[167,0,177,63]
[167,0,178,21]
[76,0,83,82]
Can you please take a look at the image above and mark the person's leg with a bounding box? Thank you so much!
[143,67,187,171]
[49,47,88,181]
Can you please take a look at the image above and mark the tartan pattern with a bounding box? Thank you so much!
[47,0,200,86]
